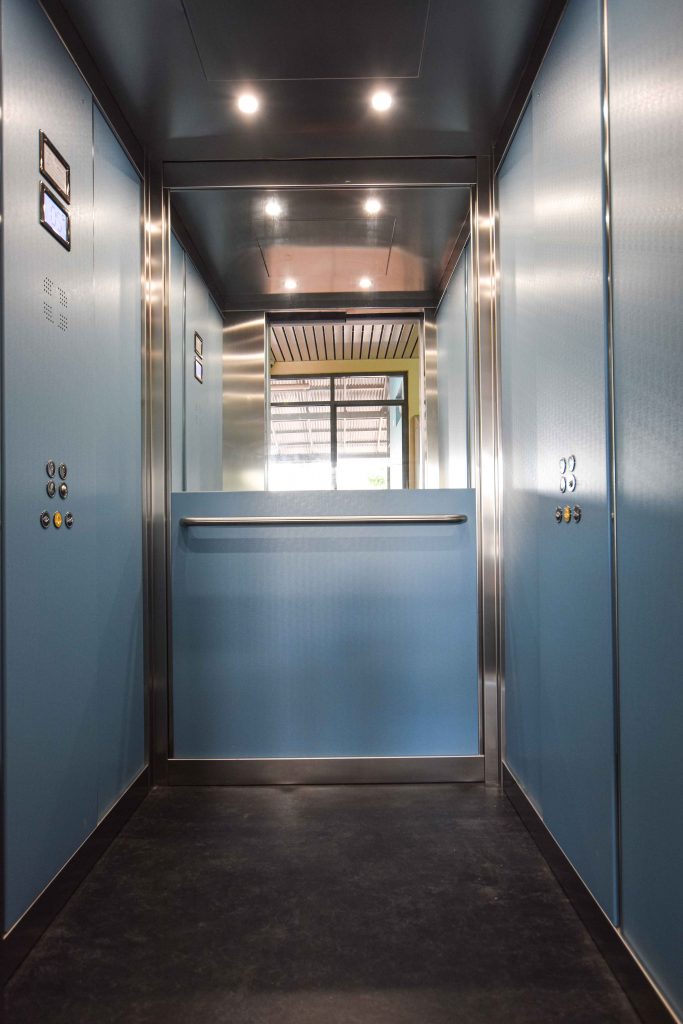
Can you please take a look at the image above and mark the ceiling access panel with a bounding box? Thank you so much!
[181,0,430,81]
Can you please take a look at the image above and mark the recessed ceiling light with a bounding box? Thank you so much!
[358,276,373,289]
[371,90,393,112]
[265,197,283,217]
[284,277,298,291]
[237,92,259,115]
[364,197,382,215]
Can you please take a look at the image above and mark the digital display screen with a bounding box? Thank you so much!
[194,357,204,383]
[40,185,70,250]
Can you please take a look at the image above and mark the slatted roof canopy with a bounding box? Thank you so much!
[270,321,420,364]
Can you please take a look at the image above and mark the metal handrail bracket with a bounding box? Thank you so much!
[180,514,468,527]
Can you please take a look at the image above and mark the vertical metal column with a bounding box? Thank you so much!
[144,161,170,782]
[473,153,501,785]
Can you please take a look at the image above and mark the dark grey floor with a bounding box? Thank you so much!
[3,785,639,1024]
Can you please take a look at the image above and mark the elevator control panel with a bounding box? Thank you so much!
[42,460,74,529]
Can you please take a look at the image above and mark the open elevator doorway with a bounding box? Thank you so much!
[166,179,484,786]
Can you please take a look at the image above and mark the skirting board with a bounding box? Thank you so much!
[503,764,680,1024]
[1,767,150,985]
[168,755,485,786]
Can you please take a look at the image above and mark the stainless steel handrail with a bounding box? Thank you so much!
[180,514,468,527]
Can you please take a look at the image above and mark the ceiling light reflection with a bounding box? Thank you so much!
[371,90,393,112]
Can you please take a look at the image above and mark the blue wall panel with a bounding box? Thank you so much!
[498,101,542,808]
[2,0,99,931]
[92,108,145,817]
[609,0,683,1014]
[436,244,470,488]
[183,257,223,492]
[499,0,617,919]
[2,0,144,929]
[169,240,223,492]
[172,490,478,759]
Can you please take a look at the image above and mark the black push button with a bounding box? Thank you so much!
[58,463,68,480]
[573,505,582,523]
[65,512,74,529]
[40,510,51,529]
[46,480,56,498]
[46,460,56,478]
[59,482,68,499]
[555,506,563,523]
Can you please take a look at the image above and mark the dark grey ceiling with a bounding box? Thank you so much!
[171,186,470,311]
[59,0,554,162]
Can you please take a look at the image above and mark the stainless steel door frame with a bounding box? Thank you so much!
[146,158,502,786]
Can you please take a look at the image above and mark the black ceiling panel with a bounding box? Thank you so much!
[59,0,557,161]
[182,0,430,81]
[171,186,470,310]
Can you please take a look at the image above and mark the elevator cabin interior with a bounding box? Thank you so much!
[1,0,682,1021]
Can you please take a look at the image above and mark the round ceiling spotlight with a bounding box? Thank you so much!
[265,197,283,217]
[284,277,298,291]
[364,197,382,215]
[370,90,393,112]
[358,276,373,290]
[236,92,260,115]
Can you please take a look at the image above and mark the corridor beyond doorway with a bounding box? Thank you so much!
[3,786,638,1024]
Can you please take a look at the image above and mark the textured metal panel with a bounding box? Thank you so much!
[533,0,616,920]
[171,489,478,759]
[2,0,98,932]
[222,313,266,491]
[436,245,469,488]
[498,0,617,918]
[423,316,439,487]
[169,233,185,491]
[183,257,223,491]
[92,107,145,816]
[168,756,484,786]
[609,1,683,1016]
[498,101,541,805]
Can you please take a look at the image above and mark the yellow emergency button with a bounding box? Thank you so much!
[563,505,572,523]
[53,511,63,529]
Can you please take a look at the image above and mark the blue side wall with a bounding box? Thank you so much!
[169,234,223,492]
[609,0,683,1014]
[171,490,479,759]
[499,0,617,921]
[436,243,470,488]
[1,0,144,931]
[500,0,683,1012]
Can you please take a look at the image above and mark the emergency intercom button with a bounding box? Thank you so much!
[46,460,56,478]
[46,480,56,498]
[65,512,74,529]
[563,505,572,523]
[40,510,51,529]
[53,511,63,529]
[59,483,68,499]
[58,463,67,480]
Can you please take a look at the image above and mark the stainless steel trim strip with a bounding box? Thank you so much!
[473,153,502,786]
[600,0,624,929]
[180,514,468,527]
[168,756,485,786]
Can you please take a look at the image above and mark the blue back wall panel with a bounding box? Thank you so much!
[171,490,478,759]
[609,0,683,1014]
